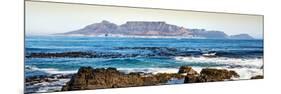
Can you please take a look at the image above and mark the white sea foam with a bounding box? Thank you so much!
[26,79,70,93]
[118,67,201,75]
[118,68,179,74]
[174,56,263,79]
[42,69,78,74]
[175,56,263,68]
[25,65,77,75]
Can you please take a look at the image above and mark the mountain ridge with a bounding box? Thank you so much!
[60,20,254,39]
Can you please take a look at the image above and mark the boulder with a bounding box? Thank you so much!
[184,75,200,83]
[62,67,184,91]
[250,75,264,79]
[62,67,142,91]
[154,73,185,83]
[177,66,200,83]
[198,68,239,82]
[184,68,240,83]
[178,66,198,75]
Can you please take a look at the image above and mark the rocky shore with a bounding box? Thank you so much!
[61,67,184,91]
[60,66,262,91]
[25,66,263,93]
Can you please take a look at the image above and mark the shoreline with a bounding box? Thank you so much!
[25,66,263,93]
[25,34,264,40]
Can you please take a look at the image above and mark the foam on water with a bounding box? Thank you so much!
[25,65,77,75]
[25,79,70,93]
[174,56,263,79]
[118,68,179,74]
[175,56,263,68]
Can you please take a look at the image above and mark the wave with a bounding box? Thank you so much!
[25,65,77,75]
[174,56,263,79]
[118,68,179,74]
[174,56,263,68]
[25,78,70,93]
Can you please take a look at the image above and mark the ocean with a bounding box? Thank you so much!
[25,36,263,93]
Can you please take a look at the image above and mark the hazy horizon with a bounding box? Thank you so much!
[26,1,263,39]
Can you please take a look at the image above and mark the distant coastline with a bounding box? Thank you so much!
[26,34,263,40]
[53,20,256,40]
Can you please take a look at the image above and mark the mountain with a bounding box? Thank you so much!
[63,20,191,37]
[64,20,119,35]
[60,20,254,39]
[188,29,228,39]
[229,34,254,39]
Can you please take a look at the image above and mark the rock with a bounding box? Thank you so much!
[62,67,184,91]
[178,66,200,83]
[251,75,264,79]
[183,68,240,83]
[229,70,240,78]
[184,75,200,83]
[154,73,185,83]
[198,68,240,82]
[178,66,199,75]
[62,66,241,91]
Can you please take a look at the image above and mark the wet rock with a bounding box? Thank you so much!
[179,66,200,83]
[183,67,240,83]
[154,73,185,83]
[250,75,264,79]
[62,67,185,91]
[178,66,198,75]
[62,67,140,91]
[184,75,200,83]
[198,68,239,82]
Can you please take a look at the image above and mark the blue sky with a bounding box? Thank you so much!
[26,1,263,38]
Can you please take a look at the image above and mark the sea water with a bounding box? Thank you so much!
[25,36,263,93]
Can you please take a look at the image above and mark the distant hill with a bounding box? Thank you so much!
[59,20,254,39]
[229,34,254,39]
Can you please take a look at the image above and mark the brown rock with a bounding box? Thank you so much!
[184,68,240,83]
[251,75,264,79]
[198,68,240,82]
[178,66,198,75]
[62,67,143,90]
[62,67,184,91]
[184,75,200,83]
[154,73,185,83]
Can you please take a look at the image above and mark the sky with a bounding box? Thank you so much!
[26,1,263,38]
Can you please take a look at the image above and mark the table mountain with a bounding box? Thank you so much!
[60,20,254,39]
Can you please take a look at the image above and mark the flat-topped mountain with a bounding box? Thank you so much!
[60,20,254,39]
[63,20,191,37]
